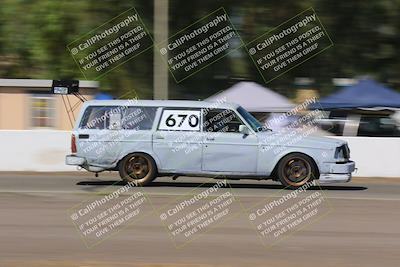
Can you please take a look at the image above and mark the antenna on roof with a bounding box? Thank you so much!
[51,80,88,128]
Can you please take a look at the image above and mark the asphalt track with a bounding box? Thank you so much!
[0,172,399,267]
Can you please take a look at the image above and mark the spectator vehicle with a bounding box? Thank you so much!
[66,100,355,188]
[316,110,400,137]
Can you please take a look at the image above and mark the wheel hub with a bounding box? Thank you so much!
[126,156,149,179]
[283,158,311,186]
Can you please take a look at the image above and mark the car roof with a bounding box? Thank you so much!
[82,99,240,109]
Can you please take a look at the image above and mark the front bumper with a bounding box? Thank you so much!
[66,155,86,166]
[319,161,355,184]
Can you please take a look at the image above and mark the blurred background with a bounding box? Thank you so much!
[2,0,400,95]
[1,3,400,264]
[0,0,400,135]
[0,0,399,176]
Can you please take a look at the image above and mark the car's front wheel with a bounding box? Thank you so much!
[118,153,157,186]
[277,153,317,189]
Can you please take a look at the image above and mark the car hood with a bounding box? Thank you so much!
[256,130,345,150]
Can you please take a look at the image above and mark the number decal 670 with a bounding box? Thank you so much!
[158,110,200,131]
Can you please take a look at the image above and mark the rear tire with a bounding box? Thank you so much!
[118,153,157,186]
[277,153,317,189]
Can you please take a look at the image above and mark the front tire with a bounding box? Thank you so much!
[277,153,317,189]
[118,153,157,186]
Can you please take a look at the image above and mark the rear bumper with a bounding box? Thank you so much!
[65,155,85,166]
[319,161,355,184]
[65,155,106,172]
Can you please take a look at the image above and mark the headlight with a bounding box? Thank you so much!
[335,144,350,162]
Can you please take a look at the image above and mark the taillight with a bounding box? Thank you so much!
[71,134,77,154]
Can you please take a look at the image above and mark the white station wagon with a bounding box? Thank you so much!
[66,100,355,189]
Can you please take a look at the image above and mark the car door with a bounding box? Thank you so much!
[201,108,258,173]
[152,108,203,172]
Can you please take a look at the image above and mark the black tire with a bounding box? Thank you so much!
[277,153,317,189]
[118,153,157,186]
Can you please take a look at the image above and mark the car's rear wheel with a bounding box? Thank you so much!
[118,153,157,186]
[277,153,317,189]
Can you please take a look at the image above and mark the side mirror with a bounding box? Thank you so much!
[239,125,250,135]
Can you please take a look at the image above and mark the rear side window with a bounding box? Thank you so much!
[122,107,157,130]
[79,106,157,130]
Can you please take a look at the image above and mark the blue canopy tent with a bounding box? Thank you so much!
[94,92,113,100]
[310,79,400,110]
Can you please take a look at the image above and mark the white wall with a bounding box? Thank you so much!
[0,130,75,172]
[0,130,399,177]
[331,136,400,177]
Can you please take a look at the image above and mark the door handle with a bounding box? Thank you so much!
[206,137,215,141]
[154,134,165,139]
[79,134,89,139]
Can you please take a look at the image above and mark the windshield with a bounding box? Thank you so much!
[237,106,264,132]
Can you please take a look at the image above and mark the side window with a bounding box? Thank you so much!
[158,109,201,131]
[79,106,112,129]
[80,106,157,130]
[121,107,157,130]
[203,109,243,133]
